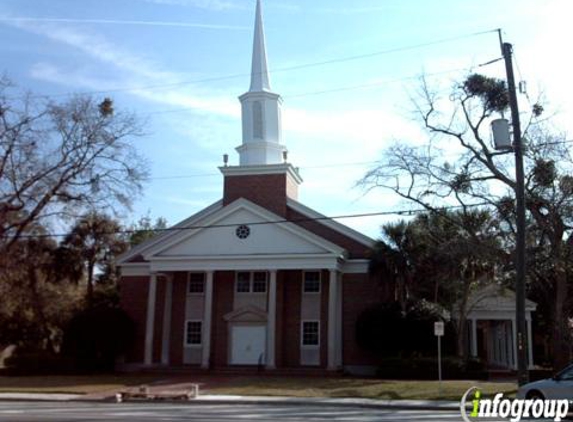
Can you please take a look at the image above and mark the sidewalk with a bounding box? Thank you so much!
[0,393,83,401]
[0,391,460,411]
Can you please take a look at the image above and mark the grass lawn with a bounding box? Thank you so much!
[202,377,517,401]
[0,374,518,401]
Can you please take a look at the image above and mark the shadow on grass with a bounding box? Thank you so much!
[331,388,403,400]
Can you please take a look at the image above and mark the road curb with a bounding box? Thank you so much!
[0,393,461,412]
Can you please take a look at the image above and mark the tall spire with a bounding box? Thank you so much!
[249,0,271,92]
[235,0,285,166]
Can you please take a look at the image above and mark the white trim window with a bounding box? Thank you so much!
[185,320,202,346]
[235,271,267,293]
[303,271,321,293]
[188,272,205,294]
[301,321,320,347]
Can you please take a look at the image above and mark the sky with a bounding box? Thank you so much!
[1,0,572,240]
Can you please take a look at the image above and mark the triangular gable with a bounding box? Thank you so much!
[468,285,537,312]
[224,305,267,323]
[143,198,345,260]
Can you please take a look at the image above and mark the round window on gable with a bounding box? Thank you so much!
[235,224,250,239]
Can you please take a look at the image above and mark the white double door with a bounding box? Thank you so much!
[230,325,266,365]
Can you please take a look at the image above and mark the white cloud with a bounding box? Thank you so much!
[9,19,244,122]
[0,16,249,30]
[139,0,246,11]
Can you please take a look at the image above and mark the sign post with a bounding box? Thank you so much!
[434,321,444,398]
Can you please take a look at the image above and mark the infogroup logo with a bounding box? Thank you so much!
[460,387,570,422]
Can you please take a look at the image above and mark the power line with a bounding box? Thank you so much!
[134,64,477,118]
[23,29,499,100]
[6,202,490,240]
[149,160,381,180]
[285,67,469,99]
[147,139,573,181]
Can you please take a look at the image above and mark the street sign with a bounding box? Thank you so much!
[434,321,444,398]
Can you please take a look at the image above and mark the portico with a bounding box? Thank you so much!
[463,285,537,370]
[127,263,353,370]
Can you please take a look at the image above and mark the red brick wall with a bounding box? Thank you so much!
[281,270,301,367]
[119,276,148,363]
[170,272,187,366]
[286,207,371,259]
[212,271,234,367]
[342,273,387,365]
[223,174,288,216]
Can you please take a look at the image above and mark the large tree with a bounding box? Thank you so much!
[0,229,83,353]
[59,212,128,307]
[360,73,573,368]
[370,210,503,357]
[0,78,148,253]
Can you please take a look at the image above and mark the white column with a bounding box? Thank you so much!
[511,318,518,370]
[527,317,534,368]
[266,270,277,369]
[201,271,214,369]
[335,272,343,367]
[160,274,173,366]
[470,318,478,358]
[144,273,158,366]
[327,270,338,371]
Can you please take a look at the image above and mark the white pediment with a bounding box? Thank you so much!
[224,305,267,323]
[468,285,537,312]
[145,198,344,260]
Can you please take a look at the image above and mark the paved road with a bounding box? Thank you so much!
[0,402,468,422]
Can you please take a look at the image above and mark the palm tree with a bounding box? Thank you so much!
[60,213,127,307]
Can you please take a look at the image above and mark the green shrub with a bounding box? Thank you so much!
[3,352,76,375]
[62,306,134,372]
[376,356,487,380]
[355,301,455,357]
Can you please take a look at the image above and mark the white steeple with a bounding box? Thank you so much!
[249,0,271,92]
[237,0,286,166]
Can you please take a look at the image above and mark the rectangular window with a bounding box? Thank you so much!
[236,272,251,293]
[188,273,205,294]
[236,271,268,293]
[185,321,202,346]
[252,271,267,293]
[302,321,320,346]
[303,271,321,293]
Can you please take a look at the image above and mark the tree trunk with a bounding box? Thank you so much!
[87,261,95,308]
[553,269,570,369]
[28,268,55,353]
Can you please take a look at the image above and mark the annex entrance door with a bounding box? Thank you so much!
[230,325,266,365]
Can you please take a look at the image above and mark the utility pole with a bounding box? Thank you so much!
[501,41,529,386]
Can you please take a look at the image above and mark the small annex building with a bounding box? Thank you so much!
[118,0,390,372]
[461,285,537,370]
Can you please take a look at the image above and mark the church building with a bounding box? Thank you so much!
[118,0,388,373]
